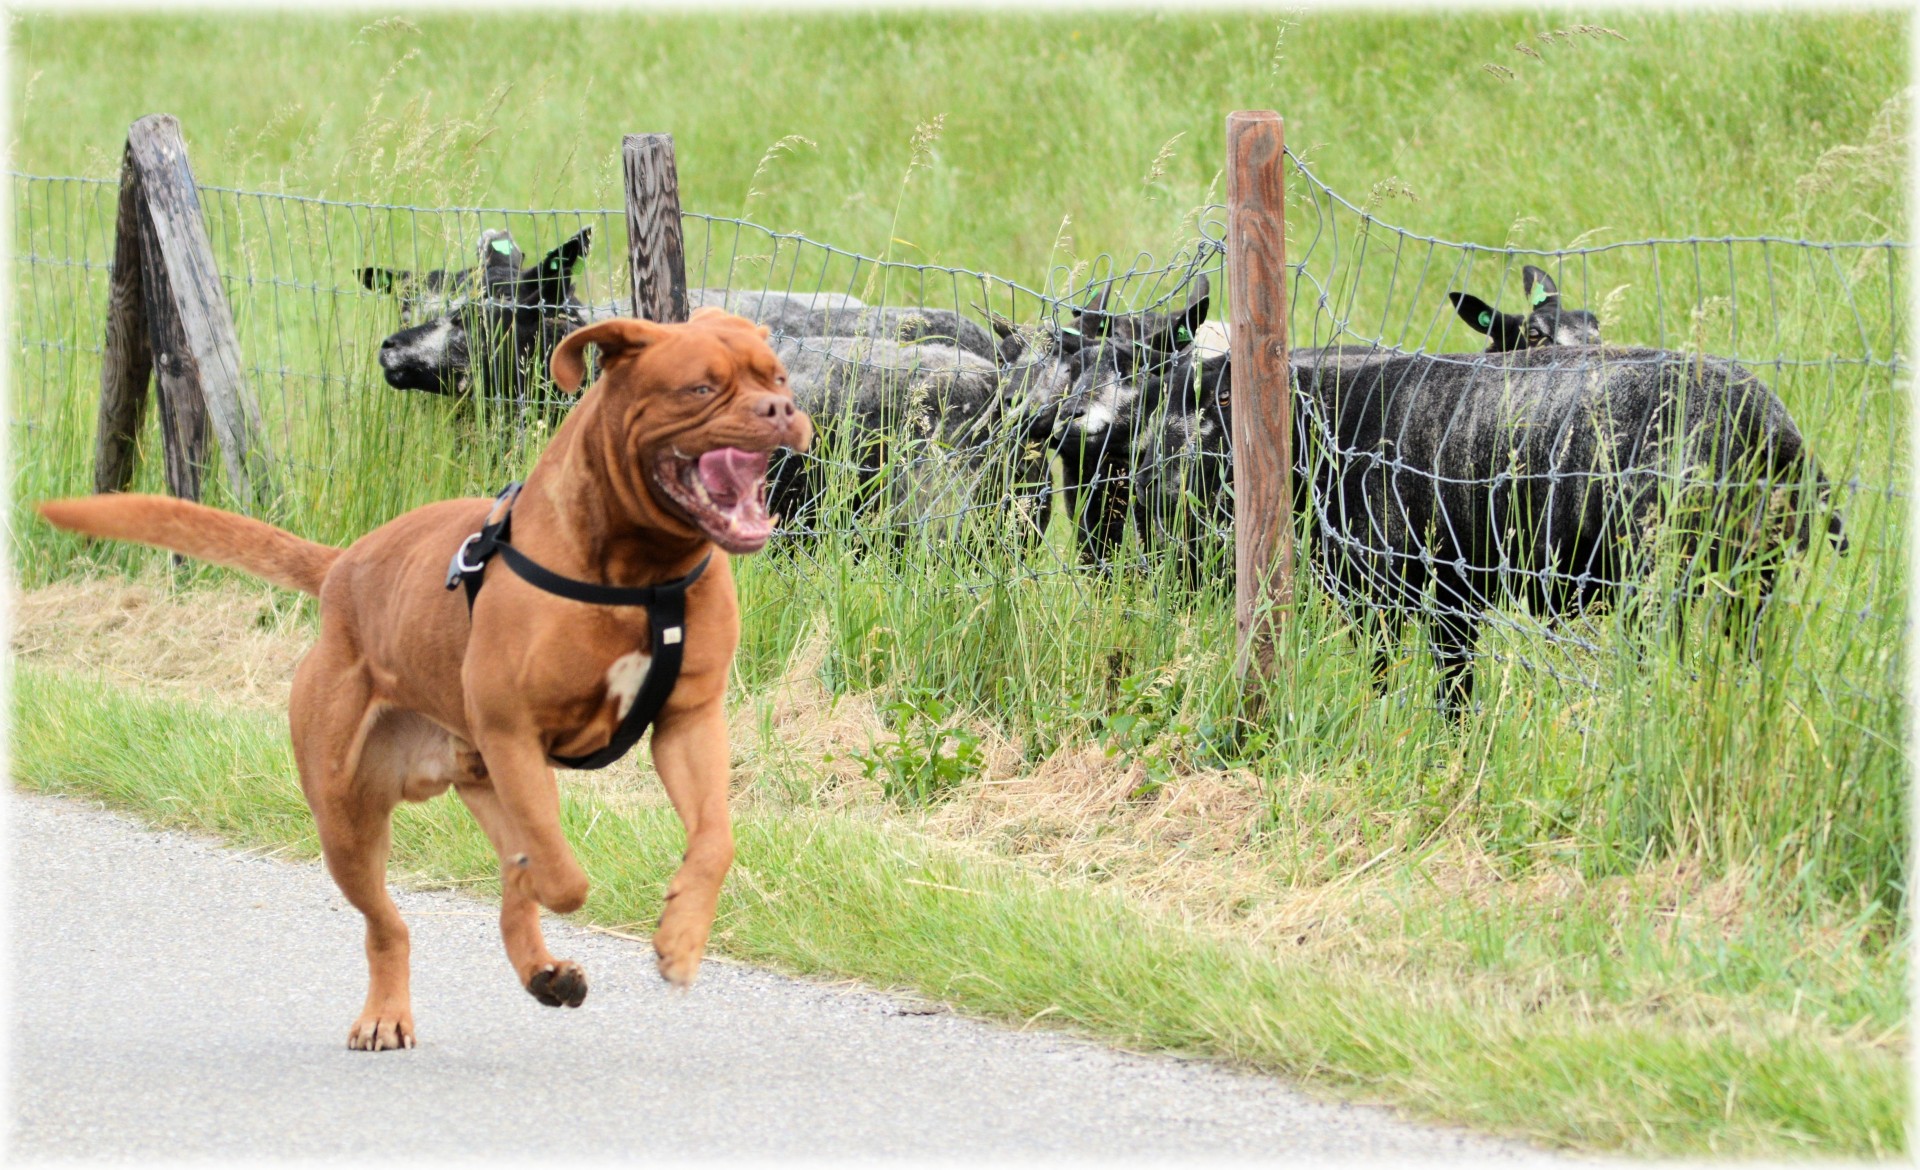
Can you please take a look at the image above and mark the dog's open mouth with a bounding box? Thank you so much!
[655,447,774,554]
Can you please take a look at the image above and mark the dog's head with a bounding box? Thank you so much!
[366,226,594,396]
[1448,265,1602,352]
[549,309,813,555]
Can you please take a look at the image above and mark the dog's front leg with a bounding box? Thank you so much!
[468,726,592,915]
[453,778,588,1008]
[648,702,735,987]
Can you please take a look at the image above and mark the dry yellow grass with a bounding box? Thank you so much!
[11,574,309,708]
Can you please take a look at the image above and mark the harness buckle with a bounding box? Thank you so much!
[446,532,485,590]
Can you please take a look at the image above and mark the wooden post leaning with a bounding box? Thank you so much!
[95,113,274,510]
[1225,111,1294,682]
[623,134,690,325]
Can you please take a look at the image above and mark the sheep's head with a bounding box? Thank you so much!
[365,226,594,397]
[1448,265,1602,352]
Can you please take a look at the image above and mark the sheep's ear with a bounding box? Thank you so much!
[980,306,1019,340]
[1076,288,1116,339]
[550,317,670,393]
[360,267,408,294]
[1523,265,1559,306]
[523,225,593,305]
[479,229,523,286]
[1449,292,1496,333]
[1172,273,1210,348]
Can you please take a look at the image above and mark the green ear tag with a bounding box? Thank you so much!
[1059,325,1082,336]
[491,238,514,255]
[1478,310,1494,329]
[1530,282,1550,307]
[1176,325,1193,344]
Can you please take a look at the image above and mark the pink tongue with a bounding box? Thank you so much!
[696,447,768,506]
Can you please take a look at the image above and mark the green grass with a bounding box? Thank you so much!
[10,12,1905,253]
[8,10,1911,1155]
[12,663,1907,1157]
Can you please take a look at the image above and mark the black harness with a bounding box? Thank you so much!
[445,482,710,771]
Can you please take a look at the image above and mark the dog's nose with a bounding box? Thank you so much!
[749,391,812,452]
[751,393,796,423]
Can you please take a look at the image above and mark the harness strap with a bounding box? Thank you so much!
[444,481,711,771]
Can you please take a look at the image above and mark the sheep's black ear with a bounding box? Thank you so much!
[1076,288,1116,339]
[1523,265,1559,306]
[1450,292,1497,333]
[982,307,1019,340]
[1154,272,1211,351]
[478,229,523,288]
[360,267,407,294]
[1451,292,1527,349]
[523,225,593,305]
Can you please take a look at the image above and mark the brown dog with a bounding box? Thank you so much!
[38,308,810,1051]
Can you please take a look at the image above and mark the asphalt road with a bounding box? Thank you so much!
[8,790,1556,1163]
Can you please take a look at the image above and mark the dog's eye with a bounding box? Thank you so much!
[687,384,714,396]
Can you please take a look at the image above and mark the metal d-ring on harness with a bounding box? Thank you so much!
[445,482,710,771]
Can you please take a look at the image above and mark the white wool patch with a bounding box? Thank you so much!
[604,650,654,720]
[380,316,460,373]
[1192,320,1231,359]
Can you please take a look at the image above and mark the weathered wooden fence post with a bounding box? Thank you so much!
[94,113,274,510]
[623,133,690,324]
[1226,111,1294,681]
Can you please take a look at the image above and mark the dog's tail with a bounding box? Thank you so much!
[38,494,342,596]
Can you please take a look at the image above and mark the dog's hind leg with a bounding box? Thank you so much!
[452,779,588,1008]
[648,703,735,988]
[290,642,415,1051]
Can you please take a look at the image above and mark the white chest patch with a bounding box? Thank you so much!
[604,650,654,720]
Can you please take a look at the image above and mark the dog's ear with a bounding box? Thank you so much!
[359,267,408,294]
[550,317,670,393]
[1523,265,1560,307]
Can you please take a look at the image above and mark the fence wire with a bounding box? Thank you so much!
[9,157,1906,710]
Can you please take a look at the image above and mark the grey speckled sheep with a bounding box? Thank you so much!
[765,335,1025,540]
[1299,346,1847,711]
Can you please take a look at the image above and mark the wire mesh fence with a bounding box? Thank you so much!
[9,146,1906,716]
[1278,149,1904,707]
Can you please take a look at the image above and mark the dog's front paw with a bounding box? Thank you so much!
[526,960,588,1008]
[347,1009,416,1051]
[653,899,711,989]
